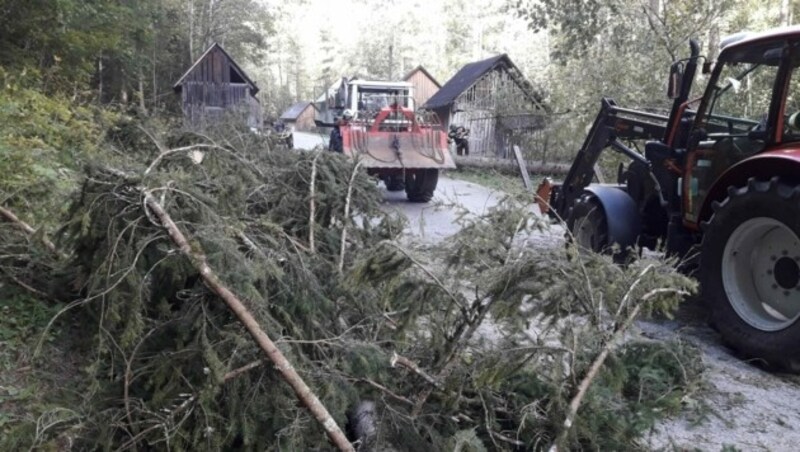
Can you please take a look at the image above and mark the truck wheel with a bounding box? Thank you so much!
[384,174,405,192]
[405,169,439,203]
[700,177,800,371]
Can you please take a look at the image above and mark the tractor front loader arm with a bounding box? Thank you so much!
[539,99,669,219]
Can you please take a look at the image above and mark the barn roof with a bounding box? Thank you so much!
[423,54,542,110]
[280,102,315,120]
[173,43,259,94]
[402,65,442,88]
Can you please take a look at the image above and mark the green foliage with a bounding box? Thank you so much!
[0,293,59,343]
[0,70,110,225]
[0,0,128,90]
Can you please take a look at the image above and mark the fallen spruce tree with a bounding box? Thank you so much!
[1,121,703,451]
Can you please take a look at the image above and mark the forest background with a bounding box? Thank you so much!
[3,0,796,127]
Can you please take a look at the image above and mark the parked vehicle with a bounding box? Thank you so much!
[316,78,455,202]
[538,26,800,370]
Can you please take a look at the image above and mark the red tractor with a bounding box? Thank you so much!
[539,26,800,370]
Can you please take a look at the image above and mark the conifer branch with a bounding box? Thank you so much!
[549,286,690,451]
[390,353,441,388]
[143,191,354,452]
[223,360,264,382]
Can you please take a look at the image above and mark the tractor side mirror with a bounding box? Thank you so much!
[668,62,684,99]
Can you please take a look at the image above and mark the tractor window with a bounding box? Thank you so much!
[783,66,800,142]
[704,61,779,135]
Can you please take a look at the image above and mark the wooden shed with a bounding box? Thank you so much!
[423,54,547,157]
[280,102,317,132]
[173,43,262,130]
[403,66,441,111]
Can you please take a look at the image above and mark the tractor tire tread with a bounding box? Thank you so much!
[699,177,800,372]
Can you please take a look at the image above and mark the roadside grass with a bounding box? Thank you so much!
[447,166,542,197]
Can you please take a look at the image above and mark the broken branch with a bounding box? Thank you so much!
[549,287,690,451]
[338,161,362,273]
[143,191,354,452]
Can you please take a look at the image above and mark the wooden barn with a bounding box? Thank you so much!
[423,54,547,157]
[279,102,317,132]
[403,65,441,110]
[173,43,262,130]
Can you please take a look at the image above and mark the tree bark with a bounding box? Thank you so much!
[143,192,354,452]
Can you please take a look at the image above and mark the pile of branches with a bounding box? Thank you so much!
[1,121,703,451]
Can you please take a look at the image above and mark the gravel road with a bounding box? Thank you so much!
[292,131,328,150]
[382,174,800,451]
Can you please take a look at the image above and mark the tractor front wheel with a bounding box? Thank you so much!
[405,169,439,203]
[567,193,610,254]
[700,177,800,371]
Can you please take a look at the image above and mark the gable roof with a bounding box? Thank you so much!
[423,54,541,109]
[280,102,315,120]
[173,43,259,94]
[402,65,442,88]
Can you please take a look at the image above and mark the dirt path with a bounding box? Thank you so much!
[382,174,800,451]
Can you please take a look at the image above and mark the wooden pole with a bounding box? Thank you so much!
[512,145,533,190]
[143,192,354,452]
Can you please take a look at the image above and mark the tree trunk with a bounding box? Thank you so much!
[97,55,103,103]
[188,0,195,60]
[152,28,158,109]
[138,66,147,114]
[780,0,791,26]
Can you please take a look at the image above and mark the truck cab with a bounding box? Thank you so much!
[315,78,415,127]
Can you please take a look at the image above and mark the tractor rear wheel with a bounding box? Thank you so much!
[405,169,438,203]
[700,177,800,371]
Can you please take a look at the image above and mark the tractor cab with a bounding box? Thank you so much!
[682,28,800,227]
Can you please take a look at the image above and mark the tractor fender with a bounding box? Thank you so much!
[700,151,800,224]
[583,184,642,249]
